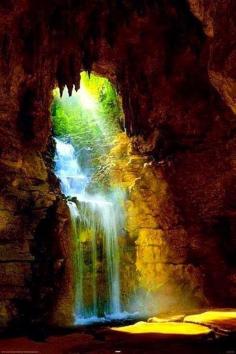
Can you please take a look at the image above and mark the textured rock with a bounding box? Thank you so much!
[0,0,235,327]
[105,133,207,313]
[188,0,236,113]
[184,310,236,332]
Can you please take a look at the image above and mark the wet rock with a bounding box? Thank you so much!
[148,314,185,323]
[184,310,236,332]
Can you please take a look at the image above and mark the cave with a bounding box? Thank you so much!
[0,0,236,353]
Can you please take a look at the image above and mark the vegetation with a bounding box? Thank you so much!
[51,71,124,175]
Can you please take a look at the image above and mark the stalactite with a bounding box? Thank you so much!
[82,50,91,76]
[74,55,81,92]
[65,56,74,96]
[116,64,136,137]
[67,82,73,96]
[81,39,93,75]
[59,84,65,98]
[56,59,66,97]
[74,82,80,92]
[68,54,77,94]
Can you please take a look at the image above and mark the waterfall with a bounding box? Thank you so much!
[54,138,124,323]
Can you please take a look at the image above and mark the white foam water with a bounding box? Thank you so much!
[55,138,130,324]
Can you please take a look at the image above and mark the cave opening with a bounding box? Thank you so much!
[51,71,135,324]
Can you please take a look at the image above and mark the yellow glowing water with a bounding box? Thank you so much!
[112,321,212,336]
[184,311,236,325]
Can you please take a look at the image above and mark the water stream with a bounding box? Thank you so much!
[54,138,126,324]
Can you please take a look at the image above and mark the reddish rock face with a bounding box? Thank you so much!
[0,0,235,327]
[188,0,236,114]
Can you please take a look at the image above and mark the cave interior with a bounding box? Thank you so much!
[0,0,236,353]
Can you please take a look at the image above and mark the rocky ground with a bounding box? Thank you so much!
[0,310,236,353]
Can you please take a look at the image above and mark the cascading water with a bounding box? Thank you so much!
[54,137,125,323]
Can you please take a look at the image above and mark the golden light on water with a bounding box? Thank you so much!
[184,311,236,326]
[112,321,212,336]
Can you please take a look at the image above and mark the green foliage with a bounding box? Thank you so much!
[51,72,124,173]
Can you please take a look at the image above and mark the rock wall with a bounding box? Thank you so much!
[188,0,236,114]
[0,0,235,327]
[106,133,206,314]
